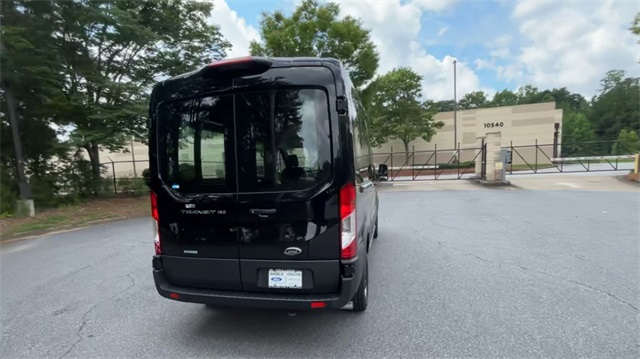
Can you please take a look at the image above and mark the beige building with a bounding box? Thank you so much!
[373,101,563,167]
[90,101,564,178]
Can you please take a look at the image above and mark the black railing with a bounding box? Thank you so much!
[98,138,638,191]
[100,159,149,195]
[372,145,485,181]
[507,139,638,175]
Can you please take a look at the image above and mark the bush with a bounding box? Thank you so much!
[57,155,96,198]
[116,176,148,195]
[0,180,18,216]
[30,175,60,208]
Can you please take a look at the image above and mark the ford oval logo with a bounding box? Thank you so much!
[271,277,282,282]
[284,247,302,256]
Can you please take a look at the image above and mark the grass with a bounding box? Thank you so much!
[509,164,556,171]
[0,196,150,240]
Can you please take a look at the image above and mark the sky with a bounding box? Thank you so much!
[209,0,639,101]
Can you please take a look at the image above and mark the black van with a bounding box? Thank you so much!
[147,56,386,312]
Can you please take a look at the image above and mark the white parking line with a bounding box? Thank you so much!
[555,182,582,189]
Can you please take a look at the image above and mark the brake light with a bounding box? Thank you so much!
[151,191,161,255]
[207,56,254,67]
[151,191,159,221]
[339,183,357,259]
[311,301,326,309]
[203,56,273,77]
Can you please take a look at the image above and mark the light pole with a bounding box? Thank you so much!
[453,59,458,150]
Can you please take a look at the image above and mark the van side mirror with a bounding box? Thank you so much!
[378,164,388,181]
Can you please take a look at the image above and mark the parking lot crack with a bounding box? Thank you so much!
[435,242,638,312]
[446,246,495,264]
[57,266,145,359]
[512,264,638,312]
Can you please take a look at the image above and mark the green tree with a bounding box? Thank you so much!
[561,112,597,156]
[249,0,379,89]
[431,100,456,112]
[589,70,640,142]
[612,129,640,155]
[458,91,489,110]
[631,12,640,39]
[548,87,589,114]
[55,0,231,194]
[516,85,556,104]
[1,0,68,210]
[366,68,444,158]
[490,89,519,107]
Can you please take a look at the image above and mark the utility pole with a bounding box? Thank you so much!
[453,59,458,150]
[130,137,137,177]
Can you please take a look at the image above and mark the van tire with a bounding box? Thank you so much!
[352,261,368,312]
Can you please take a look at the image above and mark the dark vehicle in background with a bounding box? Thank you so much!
[147,56,385,312]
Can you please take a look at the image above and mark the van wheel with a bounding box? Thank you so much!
[373,215,379,239]
[352,261,368,312]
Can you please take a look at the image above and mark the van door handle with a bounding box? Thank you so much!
[250,208,277,217]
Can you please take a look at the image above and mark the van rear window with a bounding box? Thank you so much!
[157,89,332,193]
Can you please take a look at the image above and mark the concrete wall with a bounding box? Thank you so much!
[88,102,564,178]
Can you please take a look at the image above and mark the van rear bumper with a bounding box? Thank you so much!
[152,258,358,310]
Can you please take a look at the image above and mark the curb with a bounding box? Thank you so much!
[0,215,146,244]
[615,174,640,188]
[467,178,513,188]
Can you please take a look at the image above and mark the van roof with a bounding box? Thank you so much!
[160,56,343,84]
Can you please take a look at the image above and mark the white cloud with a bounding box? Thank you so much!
[210,0,260,58]
[474,58,494,70]
[412,0,458,12]
[337,0,488,100]
[211,0,486,100]
[488,34,512,49]
[490,48,510,59]
[505,0,639,96]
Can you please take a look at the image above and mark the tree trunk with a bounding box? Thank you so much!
[85,143,102,196]
[403,140,411,163]
[4,84,32,200]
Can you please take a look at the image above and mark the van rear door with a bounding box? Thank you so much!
[232,87,341,294]
[155,93,242,291]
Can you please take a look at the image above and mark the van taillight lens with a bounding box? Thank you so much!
[207,56,253,67]
[151,191,161,255]
[340,183,357,259]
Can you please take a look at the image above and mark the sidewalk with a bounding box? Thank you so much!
[378,173,640,193]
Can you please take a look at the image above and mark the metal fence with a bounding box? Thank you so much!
[507,139,638,175]
[372,143,486,181]
[100,159,149,195]
[98,138,638,191]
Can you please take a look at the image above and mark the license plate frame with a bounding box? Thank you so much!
[268,269,303,289]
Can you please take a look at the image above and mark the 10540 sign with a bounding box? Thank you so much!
[484,122,505,128]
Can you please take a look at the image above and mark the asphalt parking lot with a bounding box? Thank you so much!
[1,176,638,359]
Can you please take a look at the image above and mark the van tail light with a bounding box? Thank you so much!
[151,191,161,255]
[340,183,357,259]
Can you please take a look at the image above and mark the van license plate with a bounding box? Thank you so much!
[268,269,302,289]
